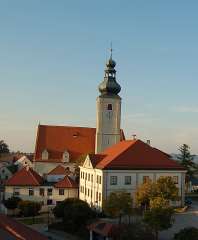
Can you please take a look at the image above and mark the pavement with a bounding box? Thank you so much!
[29,224,81,240]
[159,200,198,240]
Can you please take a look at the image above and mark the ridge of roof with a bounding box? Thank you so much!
[54,175,78,188]
[5,167,43,186]
[95,139,185,170]
[47,165,70,175]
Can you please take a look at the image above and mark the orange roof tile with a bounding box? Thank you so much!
[93,140,185,170]
[47,165,70,175]
[54,176,78,188]
[34,125,125,163]
[6,167,43,186]
[0,214,48,240]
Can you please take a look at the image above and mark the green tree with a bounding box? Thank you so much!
[18,200,41,217]
[53,198,96,232]
[3,196,21,210]
[103,191,133,223]
[174,227,198,240]
[0,140,9,156]
[177,144,196,177]
[144,207,174,240]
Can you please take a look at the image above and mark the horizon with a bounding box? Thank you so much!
[1,1,198,154]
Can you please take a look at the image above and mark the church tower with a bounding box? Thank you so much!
[95,51,121,153]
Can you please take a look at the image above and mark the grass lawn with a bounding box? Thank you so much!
[19,217,45,225]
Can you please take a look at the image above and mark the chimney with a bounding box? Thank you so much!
[132,134,137,140]
[146,140,151,146]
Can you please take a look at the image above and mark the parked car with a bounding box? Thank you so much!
[185,197,192,206]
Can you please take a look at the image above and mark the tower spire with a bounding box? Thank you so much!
[110,42,113,59]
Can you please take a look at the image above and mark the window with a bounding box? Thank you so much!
[91,174,93,182]
[99,193,101,202]
[143,176,150,183]
[96,192,98,201]
[63,150,69,162]
[91,189,92,198]
[173,176,178,184]
[88,188,90,197]
[47,199,53,205]
[107,104,112,110]
[59,189,65,195]
[47,188,53,196]
[39,188,44,196]
[88,174,90,181]
[125,176,131,185]
[29,188,34,196]
[110,176,117,185]
[13,187,20,196]
[99,176,102,184]
[42,149,49,160]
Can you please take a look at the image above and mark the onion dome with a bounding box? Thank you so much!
[98,55,121,96]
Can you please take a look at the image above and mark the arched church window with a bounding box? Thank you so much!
[107,104,112,110]
[42,149,49,160]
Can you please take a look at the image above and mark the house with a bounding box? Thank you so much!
[4,166,78,211]
[0,213,48,240]
[14,155,33,170]
[79,139,186,210]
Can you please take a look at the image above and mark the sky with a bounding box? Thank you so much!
[0,0,198,154]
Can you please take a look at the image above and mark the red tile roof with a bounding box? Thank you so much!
[92,140,185,170]
[54,175,78,188]
[6,167,43,186]
[0,214,48,240]
[34,125,125,163]
[47,165,70,175]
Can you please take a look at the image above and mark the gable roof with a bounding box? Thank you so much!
[6,167,43,186]
[54,175,78,188]
[0,214,48,240]
[47,165,70,175]
[92,140,185,171]
[34,124,125,162]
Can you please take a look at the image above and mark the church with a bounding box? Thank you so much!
[33,52,186,209]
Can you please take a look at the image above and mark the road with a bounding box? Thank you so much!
[160,200,198,240]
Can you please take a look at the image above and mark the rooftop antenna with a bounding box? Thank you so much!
[132,134,137,140]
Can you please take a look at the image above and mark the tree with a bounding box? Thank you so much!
[18,201,41,217]
[143,207,174,240]
[135,177,179,209]
[177,144,196,177]
[174,227,198,240]
[135,180,156,209]
[155,176,179,201]
[3,196,21,210]
[103,191,133,223]
[53,198,96,232]
[0,140,9,156]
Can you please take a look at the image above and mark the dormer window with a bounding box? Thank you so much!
[42,149,49,160]
[63,150,69,163]
[107,104,112,110]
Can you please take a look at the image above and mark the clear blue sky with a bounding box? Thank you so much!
[1,0,198,154]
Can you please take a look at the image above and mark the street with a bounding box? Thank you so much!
[160,201,198,240]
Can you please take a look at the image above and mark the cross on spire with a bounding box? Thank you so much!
[110,42,113,59]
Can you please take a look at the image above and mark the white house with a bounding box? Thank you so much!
[4,167,78,212]
[14,155,33,170]
[79,139,186,210]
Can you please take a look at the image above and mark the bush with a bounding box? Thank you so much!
[53,198,96,232]
[18,200,41,217]
[3,197,21,210]
[174,227,198,240]
[120,221,155,240]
